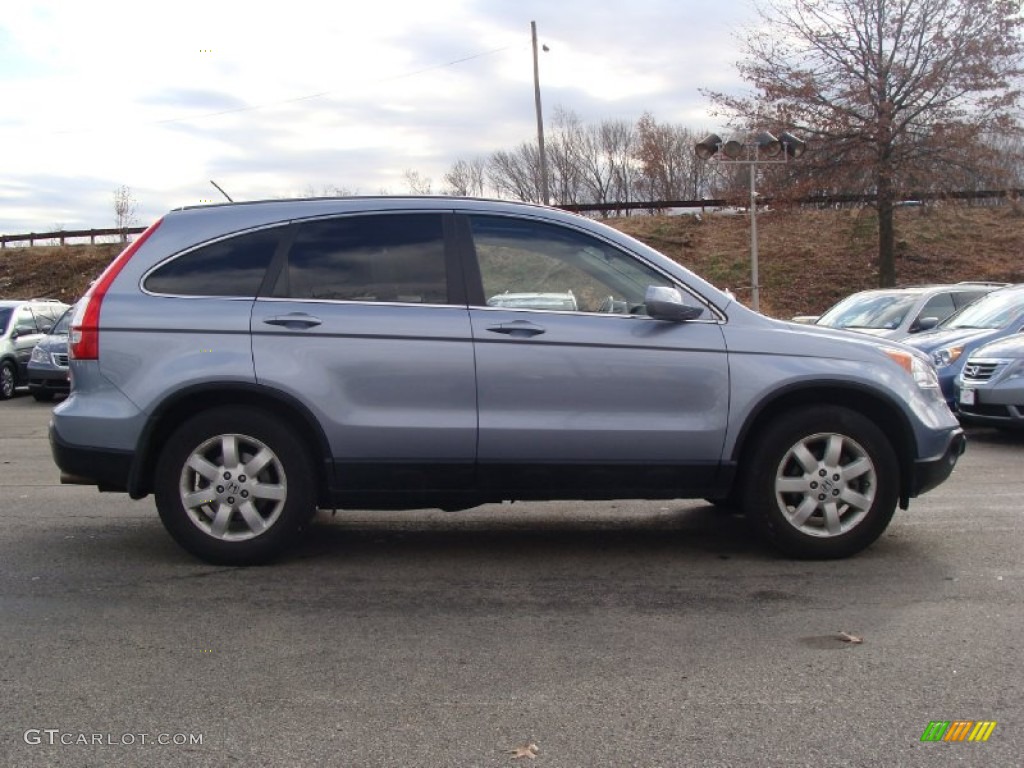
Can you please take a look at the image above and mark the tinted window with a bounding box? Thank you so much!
[0,308,11,335]
[916,293,956,324]
[273,214,447,304]
[953,290,988,309]
[14,307,40,334]
[469,216,674,315]
[145,228,281,296]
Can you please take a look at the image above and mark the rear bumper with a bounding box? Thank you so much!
[911,429,966,498]
[49,421,133,492]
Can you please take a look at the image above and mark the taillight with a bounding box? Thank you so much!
[70,219,163,360]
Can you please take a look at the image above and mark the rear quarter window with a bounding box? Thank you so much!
[144,228,281,297]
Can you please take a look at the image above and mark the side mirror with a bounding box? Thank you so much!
[913,316,939,333]
[645,286,704,322]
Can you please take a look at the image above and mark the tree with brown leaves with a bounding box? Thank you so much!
[704,0,1024,286]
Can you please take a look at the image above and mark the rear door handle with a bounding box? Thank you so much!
[486,320,546,338]
[263,313,323,329]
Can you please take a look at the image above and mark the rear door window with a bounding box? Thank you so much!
[273,214,448,304]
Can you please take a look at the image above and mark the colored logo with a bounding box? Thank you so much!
[920,721,997,742]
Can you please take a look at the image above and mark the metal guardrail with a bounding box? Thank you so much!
[0,226,146,248]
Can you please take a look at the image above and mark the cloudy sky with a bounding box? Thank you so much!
[0,0,756,235]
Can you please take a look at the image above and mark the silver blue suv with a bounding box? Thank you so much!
[50,197,965,564]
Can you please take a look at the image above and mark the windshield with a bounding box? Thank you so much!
[52,307,72,335]
[817,293,918,330]
[939,290,1024,330]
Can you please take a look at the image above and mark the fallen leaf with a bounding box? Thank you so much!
[510,742,539,760]
[837,631,863,644]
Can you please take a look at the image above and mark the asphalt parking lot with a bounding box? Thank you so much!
[1,392,1022,767]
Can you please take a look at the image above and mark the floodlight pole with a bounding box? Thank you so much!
[749,163,759,311]
[712,149,785,313]
[694,133,804,313]
[531,21,550,205]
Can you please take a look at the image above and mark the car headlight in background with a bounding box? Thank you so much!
[884,348,941,390]
[1002,359,1024,380]
[932,345,964,368]
[29,346,47,364]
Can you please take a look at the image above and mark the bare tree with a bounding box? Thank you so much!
[704,0,1024,286]
[404,170,433,195]
[113,185,138,242]
[298,184,359,198]
[443,157,488,197]
[487,143,545,203]
[634,114,712,204]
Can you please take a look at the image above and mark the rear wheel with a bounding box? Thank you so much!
[155,407,316,565]
[743,406,899,559]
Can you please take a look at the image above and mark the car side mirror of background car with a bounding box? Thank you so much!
[645,286,704,322]
[913,316,939,333]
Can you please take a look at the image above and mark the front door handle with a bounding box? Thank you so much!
[486,320,546,338]
[263,313,323,329]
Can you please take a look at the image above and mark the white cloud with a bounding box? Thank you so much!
[0,0,755,233]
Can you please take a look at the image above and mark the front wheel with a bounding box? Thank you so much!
[0,361,16,400]
[743,406,899,559]
[155,407,316,565]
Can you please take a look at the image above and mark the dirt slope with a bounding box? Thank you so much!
[1,205,1021,318]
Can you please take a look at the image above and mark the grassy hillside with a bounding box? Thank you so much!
[1,205,1021,318]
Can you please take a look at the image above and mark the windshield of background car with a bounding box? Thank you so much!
[52,308,72,335]
[469,216,677,315]
[817,293,918,330]
[939,290,1024,330]
[0,308,10,335]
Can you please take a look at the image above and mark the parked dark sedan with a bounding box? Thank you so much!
[27,305,72,402]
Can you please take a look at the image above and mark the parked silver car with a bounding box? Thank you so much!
[955,333,1024,430]
[796,283,1004,340]
[50,197,964,565]
[0,298,70,399]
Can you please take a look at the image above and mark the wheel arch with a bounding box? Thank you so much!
[731,383,917,508]
[128,383,333,504]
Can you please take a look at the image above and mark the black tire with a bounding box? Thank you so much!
[742,406,899,559]
[31,389,55,403]
[154,406,316,565]
[0,360,16,400]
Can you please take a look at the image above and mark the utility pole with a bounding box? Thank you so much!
[531,21,550,205]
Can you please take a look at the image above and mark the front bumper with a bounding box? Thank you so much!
[911,429,966,498]
[28,368,70,395]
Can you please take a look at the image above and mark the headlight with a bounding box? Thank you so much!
[1003,360,1024,380]
[884,348,940,390]
[932,345,964,368]
[30,346,47,363]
